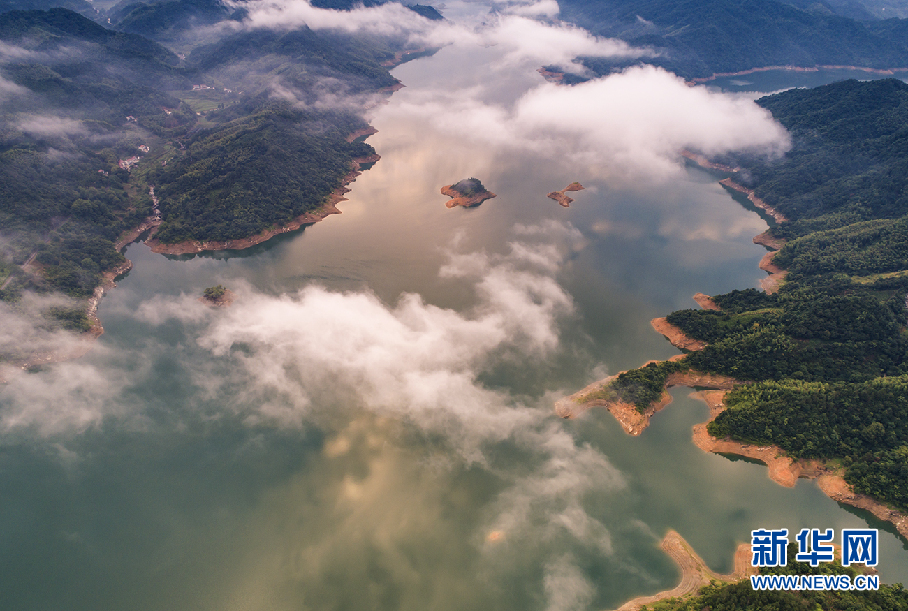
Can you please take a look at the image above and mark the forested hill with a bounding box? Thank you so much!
[0,7,180,68]
[557,0,908,79]
[187,25,398,92]
[0,9,191,315]
[730,78,908,237]
[607,78,908,521]
[108,0,236,42]
[0,0,99,20]
[0,7,399,348]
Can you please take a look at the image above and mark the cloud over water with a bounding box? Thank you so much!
[0,224,625,609]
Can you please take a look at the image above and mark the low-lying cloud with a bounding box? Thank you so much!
[232,0,651,70]
[17,115,87,138]
[194,229,576,456]
[387,64,790,181]
[228,0,788,180]
[0,224,624,609]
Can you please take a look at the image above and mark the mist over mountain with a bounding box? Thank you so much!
[0,0,101,20]
[557,0,908,79]
[0,5,402,340]
[107,0,238,43]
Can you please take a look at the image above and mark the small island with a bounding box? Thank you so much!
[200,285,234,308]
[441,178,497,208]
[547,182,584,207]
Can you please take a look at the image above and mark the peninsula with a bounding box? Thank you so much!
[145,153,380,255]
[560,79,908,608]
[441,178,497,208]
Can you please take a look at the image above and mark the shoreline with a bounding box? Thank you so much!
[682,150,790,233]
[610,530,754,611]
[758,250,788,294]
[146,153,380,255]
[7,257,133,373]
[690,389,908,541]
[11,126,386,371]
[556,292,737,429]
[680,149,739,173]
[536,67,565,83]
[753,229,786,251]
[718,178,788,223]
[689,64,908,84]
[692,292,719,310]
[381,48,430,68]
[345,126,378,142]
[555,359,737,434]
[651,317,707,351]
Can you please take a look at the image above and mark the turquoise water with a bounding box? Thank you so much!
[1,14,906,611]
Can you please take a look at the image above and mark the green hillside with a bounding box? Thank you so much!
[608,79,908,522]
[558,0,908,79]
[0,8,395,339]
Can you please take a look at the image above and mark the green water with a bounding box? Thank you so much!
[2,15,907,611]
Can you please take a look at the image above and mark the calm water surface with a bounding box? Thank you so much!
[2,13,907,611]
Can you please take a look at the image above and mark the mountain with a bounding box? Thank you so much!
[0,9,190,307]
[0,0,100,20]
[558,0,908,79]
[0,8,396,334]
[736,78,908,231]
[108,0,235,41]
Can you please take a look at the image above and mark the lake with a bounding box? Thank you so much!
[1,8,906,611]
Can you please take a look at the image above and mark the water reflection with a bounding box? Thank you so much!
[2,6,907,611]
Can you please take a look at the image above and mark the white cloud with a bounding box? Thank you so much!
[234,0,431,35]
[489,15,648,68]
[194,232,576,458]
[0,75,26,101]
[0,225,626,609]
[543,554,596,611]
[0,293,90,366]
[386,64,790,182]
[17,116,87,138]
[503,0,560,17]
[0,42,52,62]
[231,0,650,69]
[0,360,127,435]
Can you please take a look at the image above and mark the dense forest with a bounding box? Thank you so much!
[150,102,374,243]
[0,6,407,338]
[642,548,908,610]
[603,79,908,529]
[0,8,188,314]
